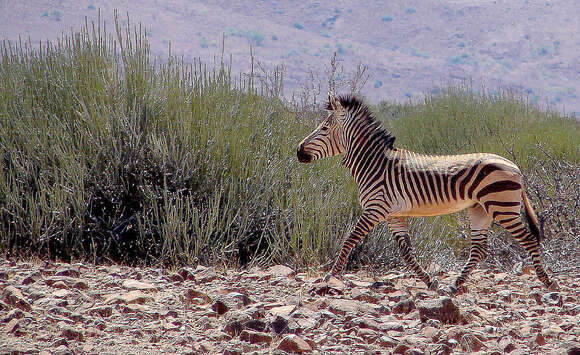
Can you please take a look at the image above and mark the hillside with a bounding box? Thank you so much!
[1,0,579,114]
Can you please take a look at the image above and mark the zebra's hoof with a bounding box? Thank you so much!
[548,281,560,291]
[427,279,439,291]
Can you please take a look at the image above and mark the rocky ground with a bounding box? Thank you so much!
[0,259,578,354]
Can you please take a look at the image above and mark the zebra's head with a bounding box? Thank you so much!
[297,93,346,163]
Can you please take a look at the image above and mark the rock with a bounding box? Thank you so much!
[270,315,300,335]
[498,336,516,353]
[382,321,405,332]
[223,319,244,336]
[168,273,184,282]
[212,299,229,315]
[227,292,254,307]
[460,333,485,352]
[347,317,381,331]
[244,319,267,332]
[178,267,196,281]
[541,292,562,306]
[328,299,362,316]
[5,318,25,336]
[184,289,211,304]
[2,286,32,311]
[21,273,41,285]
[535,332,547,346]
[55,268,80,278]
[52,289,71,298]
[393,343,410,354]
[393,298,416,314]
[388,290,410,302]
[357,328,379,342]
[269,305,296,317]
[421,326,441,341]
[417,297,461,324]
[50,281,69,289]
[497,290,512,302]
[120,290,150,304]
[122,279,157,292]
[34,297,68,308]
[72,280,89,290]
[239,329,273,344]
[60,326,85,342]
[378,335,398,348]
[277,334,312,353]
[267,265,295,278]
[350,288,380,303]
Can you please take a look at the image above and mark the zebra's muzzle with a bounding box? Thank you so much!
[297,145,312,163]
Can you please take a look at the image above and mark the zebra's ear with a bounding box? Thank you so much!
[328,92,342,112]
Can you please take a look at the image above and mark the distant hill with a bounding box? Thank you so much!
[1,0,578,114]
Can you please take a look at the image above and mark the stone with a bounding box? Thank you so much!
[378,335,399,348]
[535,332,547,346]
[541,292,562,306]
[87,306,113,318]
[5,318,25,335]
[239,329,273,344]
[357,328,379,342]
[60,326,85,342]
[122,279,157,292]
[55,268,80,278]
[270,315,300,335]
[417,297,461,324]
[328,299,362,316]
[21,273,41,285]
[347,317,381,331]
[184,289,211,304]
[269,305,296,317]
[460,333,485,352]
[498,336,516,353]
[2,286,32,311]
[393,298,416,314]
[277,334,312,353]
[223,319,244,336]
[267,265,295,278]
[212,299,229,315]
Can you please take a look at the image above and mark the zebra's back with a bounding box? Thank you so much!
[383,149,522,217]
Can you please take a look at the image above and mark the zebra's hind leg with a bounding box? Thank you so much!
[388,217,436,290]
[494,211,555,290]
[453,203,492,292]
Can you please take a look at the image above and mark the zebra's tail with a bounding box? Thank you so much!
[522,189,542,244]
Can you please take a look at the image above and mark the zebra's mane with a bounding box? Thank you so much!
[325,95,396,149]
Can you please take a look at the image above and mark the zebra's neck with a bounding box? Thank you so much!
[341,121,390,185]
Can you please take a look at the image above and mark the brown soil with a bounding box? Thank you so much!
[0,259,578,354]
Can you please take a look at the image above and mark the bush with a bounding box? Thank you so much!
[1,15,577,275]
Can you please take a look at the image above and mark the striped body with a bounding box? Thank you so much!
[355,150,521,217]
[297,94,557,293]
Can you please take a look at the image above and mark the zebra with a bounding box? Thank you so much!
[296,93,558,293]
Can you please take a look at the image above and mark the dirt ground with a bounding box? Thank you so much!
[0,259,578,354]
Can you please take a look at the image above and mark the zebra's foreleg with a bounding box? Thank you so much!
[454,204,492,290]
[387,217,435,290]
[330,211,380,276]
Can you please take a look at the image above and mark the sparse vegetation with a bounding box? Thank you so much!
[1,16,578,275]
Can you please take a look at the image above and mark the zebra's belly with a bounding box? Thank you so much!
[391,199,476,217]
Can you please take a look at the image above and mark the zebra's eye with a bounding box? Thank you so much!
[320,125,329,132]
